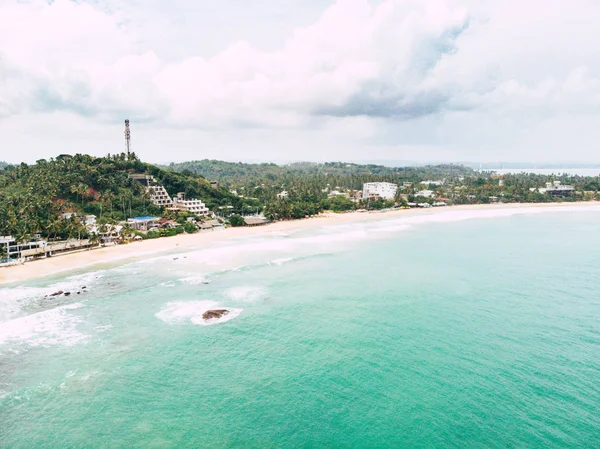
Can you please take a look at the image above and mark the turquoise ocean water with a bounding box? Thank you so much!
[1,206,600,448]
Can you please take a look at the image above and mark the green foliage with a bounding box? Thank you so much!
[183,222,198,233]
[0,153,235,240]
[320,195,355,212]
[228,214,245,227]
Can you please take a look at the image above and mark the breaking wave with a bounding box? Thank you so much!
[155,301,242,326]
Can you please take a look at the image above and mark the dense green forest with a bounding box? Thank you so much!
[0,153,242,241]
[1,155,598,243]
[165,160,599,219]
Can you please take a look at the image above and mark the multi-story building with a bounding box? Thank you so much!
[129,174,173,207]
[148,185,173,207]
[172,193,210,216]
[362,182,398,200]
[0,236,45,260]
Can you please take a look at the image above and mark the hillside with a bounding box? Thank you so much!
[165,160,474,186]
[0,153,240,240]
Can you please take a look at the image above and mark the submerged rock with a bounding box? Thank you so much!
[64,292,71,297]
[49,291,64,297]
[202,309,229,320]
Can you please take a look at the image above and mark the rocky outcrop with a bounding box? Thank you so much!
[48,291,64,297]
[202,309,229,320]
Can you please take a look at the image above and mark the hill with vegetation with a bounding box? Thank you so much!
[164,159,599,220]
[0,153,242,241]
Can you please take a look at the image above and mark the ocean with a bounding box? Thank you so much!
[1,206,600,448]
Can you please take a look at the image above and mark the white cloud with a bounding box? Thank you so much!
[0,0,599,163]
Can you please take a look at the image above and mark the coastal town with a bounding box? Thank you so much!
[1,121,598,267]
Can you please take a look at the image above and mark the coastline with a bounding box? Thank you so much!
[1,202,598,285]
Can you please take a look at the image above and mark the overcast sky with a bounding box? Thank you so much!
[1,0,599,164]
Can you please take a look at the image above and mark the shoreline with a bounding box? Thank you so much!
[1,202,598,285]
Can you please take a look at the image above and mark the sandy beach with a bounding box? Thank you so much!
[1,202,598,285]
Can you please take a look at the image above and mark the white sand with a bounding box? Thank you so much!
[1,202,598,285]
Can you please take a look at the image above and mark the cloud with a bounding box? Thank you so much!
[0,0,472,125]
[0,0,600,162]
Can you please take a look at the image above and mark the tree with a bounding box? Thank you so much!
[229,214,245,227]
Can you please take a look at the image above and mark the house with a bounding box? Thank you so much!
[416,190,434,198]
[277,191,289,199]
[158,218,179,229]
[244,216,269,226]
[128,216,160,231]
[545,181,575,197]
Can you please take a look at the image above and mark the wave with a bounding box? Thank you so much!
[224,286,266,303]
[0,272,102,323]
[179,275,210,285]
[155,301,242,327]
[0,303,88,349]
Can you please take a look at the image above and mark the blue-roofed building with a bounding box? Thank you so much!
[127,216,160,231]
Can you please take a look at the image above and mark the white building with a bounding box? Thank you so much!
[416,190,435,198]
[172,193,210,216]
[277,191,289,199]
[0,236,46,260]
[148,185,173,207]
[362,182,398,200]
[129,173,173,207]
[420,180,444,186]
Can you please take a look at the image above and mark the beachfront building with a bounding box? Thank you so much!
[128,216,160,232]
[172,193,210,216]
[362,182,398,200]
[545,181,575,197]
[244,216,269,226]
[0,236,46,260]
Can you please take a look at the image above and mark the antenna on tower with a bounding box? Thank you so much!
[124,119,131,158]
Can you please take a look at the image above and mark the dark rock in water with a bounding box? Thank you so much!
[64,292,71,297]
[82,286,87,289]
[77,292,81,295]
[202,309,229,320]
[49,291,63,297]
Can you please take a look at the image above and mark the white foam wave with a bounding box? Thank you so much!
[269,257,294,266]
[225,286,266,303]
[179,275,210,285]
[0,303,88,348]
[0,271,102,322]
[156,301,242,326]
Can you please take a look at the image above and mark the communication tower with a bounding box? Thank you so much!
[124,119,131,157]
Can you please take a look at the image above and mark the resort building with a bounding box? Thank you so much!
[129,173,173,207]
[0,236,46,260]
[127,216,160,232]
[148,185,173,207]
[362,182,398,200]
[172,193,210,216]
[545,181,575,197]
[277,191,289,199]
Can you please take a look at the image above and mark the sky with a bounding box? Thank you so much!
[1,0,599,164]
